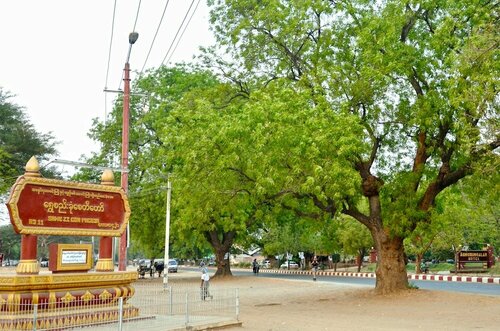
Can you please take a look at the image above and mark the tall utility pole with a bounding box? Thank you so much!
[163,177,172,287]
[119,32,139,272]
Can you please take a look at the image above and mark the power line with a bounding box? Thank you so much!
[104,0,118,122]
[140,0,170,74]
[104,0,118,90]
[165,0,202,65]
[132,0,142,33]
[161,0,196,66]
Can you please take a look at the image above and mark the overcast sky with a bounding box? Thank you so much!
[0,0,214,176]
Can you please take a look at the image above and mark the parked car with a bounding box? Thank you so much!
[280,261,299,269]
[261,260,271,268]
[2,260,19,267]
[167,259,178,273]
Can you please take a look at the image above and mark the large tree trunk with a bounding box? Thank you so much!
[214,249,232,277]
[415,253,423,274]
[357,248,367,272]
[205,229,236,278]
[349,170,412,293]
[374,235,409,294]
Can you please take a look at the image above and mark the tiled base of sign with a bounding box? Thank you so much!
[0,306,141,330]
[0,271,139,330]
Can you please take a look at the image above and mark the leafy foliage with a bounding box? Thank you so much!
[79,65,218,259]
[0,89,59,193]
[205,0,499,292]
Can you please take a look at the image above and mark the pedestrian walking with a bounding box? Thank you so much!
[252,258,260,275]
[312,256,319,281]
[200,268,212,300]
[150,259,155,278]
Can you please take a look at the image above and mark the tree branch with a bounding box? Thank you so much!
[342,204,371,228]
[411,130,428,191]
[400,4,418,42]
[226,167,256,182]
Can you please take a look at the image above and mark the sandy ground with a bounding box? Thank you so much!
[166,269,500,331]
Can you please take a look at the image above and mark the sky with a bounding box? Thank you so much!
[0,0,214,176]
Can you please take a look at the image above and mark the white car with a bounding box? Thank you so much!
[167,259,178,273]
[261,260,271,268]
[280,261,299,269]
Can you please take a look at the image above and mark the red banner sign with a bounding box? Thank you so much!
[7,176,130,237]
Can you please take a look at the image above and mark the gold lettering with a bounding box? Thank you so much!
[28,219,44,225]
[81,218,99,224]
[43,199,105,215]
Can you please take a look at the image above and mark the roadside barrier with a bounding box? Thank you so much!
[258,269,500,284]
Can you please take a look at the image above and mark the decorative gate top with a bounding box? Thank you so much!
[7,160,130,237]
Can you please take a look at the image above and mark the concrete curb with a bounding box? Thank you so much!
[257,269,500,284]
[408,274,500,284]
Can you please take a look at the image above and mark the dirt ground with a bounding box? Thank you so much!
[169,270,500,331]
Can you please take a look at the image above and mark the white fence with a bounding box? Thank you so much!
[0,282,239,331]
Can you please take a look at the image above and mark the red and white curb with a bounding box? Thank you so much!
[409,274,500,284]
[258,269,500,284]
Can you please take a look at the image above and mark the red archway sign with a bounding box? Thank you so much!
[7,176,130,237]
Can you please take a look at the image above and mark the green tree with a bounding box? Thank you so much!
[165,82,363,276]
[0,89,59,260]
[432,170,500,259]
[206,0,499,293]
[404,220,440,273]
[0,225,20,261]
[0,89,58,193]
[338,218,374,272]
[80,65,219,262]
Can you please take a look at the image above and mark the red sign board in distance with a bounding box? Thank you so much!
[6,176,130,237]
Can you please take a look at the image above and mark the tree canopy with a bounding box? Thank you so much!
[80,65,219,261]
[0,89,58,193]
[80,1,498,293]
[204,0,499,292]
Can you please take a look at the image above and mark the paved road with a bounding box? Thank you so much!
[232,269,500,296]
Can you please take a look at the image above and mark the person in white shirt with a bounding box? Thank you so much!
[200,268,212,300]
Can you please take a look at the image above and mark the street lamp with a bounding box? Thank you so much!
[119,31,139,272]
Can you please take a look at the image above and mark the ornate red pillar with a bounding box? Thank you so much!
[95,169,115,272]
[17,234,39,274]
[16,157,40,275]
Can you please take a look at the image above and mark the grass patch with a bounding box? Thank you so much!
[488,264,500,275]
[428,263,456,272]
[360,263,377,272]
[407,282,419,290]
